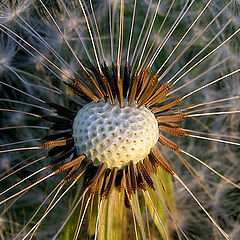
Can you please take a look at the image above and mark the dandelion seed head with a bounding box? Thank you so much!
[73,99,158,169]
[0,36,17,73]
[0,0,32,23]
[0,0,240,238]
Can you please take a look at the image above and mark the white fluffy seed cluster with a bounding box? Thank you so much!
[72,99,159,169]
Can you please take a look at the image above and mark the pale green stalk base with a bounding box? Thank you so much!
[62,168,175,240]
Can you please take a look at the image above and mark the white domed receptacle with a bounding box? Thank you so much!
[72,99,159,169]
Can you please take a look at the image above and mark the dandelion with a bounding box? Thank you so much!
[0,0,240,239]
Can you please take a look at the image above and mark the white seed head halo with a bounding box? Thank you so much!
[72,99,159,169]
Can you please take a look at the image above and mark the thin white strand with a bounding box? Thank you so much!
[117,0,124,72]
[39,0,91,75]
[108,0,114,62]
[0,126,49,131]
[156,0,224,76]
[168,58,229,95]
[0,192,28,219]
[0,81,45,103]
[89,0,105,62]
[0,24,71,79]
[0,154,46,183]
[0,26,65,82]
[132,1,157,72]
[9,66,62,94]
[172,26,240,86]
[58,0,93,62]
[0,150,47,179]
[145,191,169,240]
[51,163,92,238]
[0,108,40,118]
[149,0,192,67]
[0,166,47,197]
[183,128,240,140]
[13,181,64,240]
[134,193,146,240]
[153,186,190,240]
[182,68,240,99]
[130,0,152,67]
[5,65,60,94]
[0,146,42,154]
[180,150,240,189]
[52,192,86,240]
[0,98,52,113]
[129,199,139,240]
[173,173,230,239]
[141,0,176,70]
[72,194,87,240]
[184,104,236,115]
[94,200,107,240]
[82,0,102,64]
[168,19,231,85]
[0,172,55,205]
[188,110,240,117]
[72,197,91,240]
[126,0,137,62]
[17,15,76,73]
[23,182,68,240]
[94,200,103,240]
[77,0,102,72]
[180,96,239,111]
[29,183,65,240]
[187,134,240,146]
[138,0,162,69]
[21,186,88,240]
[0,138,41,148]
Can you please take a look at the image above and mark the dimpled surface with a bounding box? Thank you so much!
[72,99,159,169]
